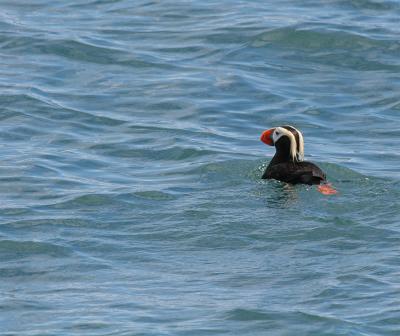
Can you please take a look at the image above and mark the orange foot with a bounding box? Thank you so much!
[317,183,338,195]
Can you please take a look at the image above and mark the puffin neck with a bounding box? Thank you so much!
[270,151,293,165]
[271,136,296,164]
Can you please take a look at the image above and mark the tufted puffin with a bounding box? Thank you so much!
[260,125,327,186]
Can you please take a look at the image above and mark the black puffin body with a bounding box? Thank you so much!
[260,125,326,185]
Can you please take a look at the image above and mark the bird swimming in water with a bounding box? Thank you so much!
[260,125,337,194]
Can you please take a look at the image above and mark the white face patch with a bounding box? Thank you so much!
[272,126,304,161]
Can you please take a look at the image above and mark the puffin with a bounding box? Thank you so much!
[260,125,328,186]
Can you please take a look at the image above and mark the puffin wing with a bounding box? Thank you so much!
[287,162,326,185]
[297,161,326,183]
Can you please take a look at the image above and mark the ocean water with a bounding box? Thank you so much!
[1,1,400,335]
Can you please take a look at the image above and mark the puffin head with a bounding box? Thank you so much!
[260,125,304,162]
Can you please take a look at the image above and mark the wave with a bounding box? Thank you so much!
[0,239,71,259]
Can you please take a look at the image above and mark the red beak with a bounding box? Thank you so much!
[260,128,274,146]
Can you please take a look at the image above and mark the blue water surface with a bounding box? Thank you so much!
[1,1,400,335]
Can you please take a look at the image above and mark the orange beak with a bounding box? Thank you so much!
[260,128,274,146]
